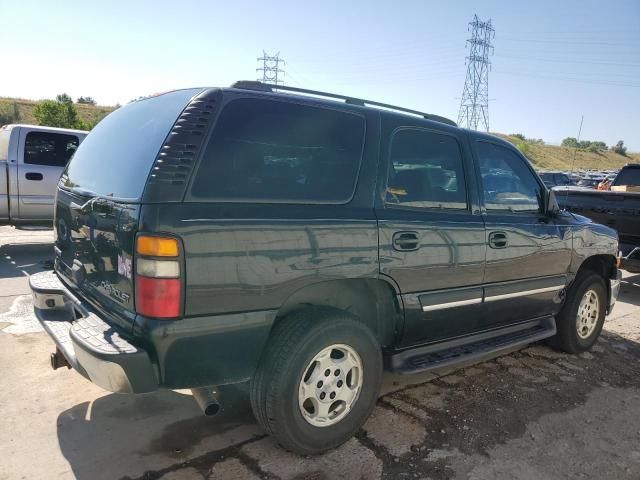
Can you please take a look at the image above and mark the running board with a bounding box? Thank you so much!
[387,317,556,374]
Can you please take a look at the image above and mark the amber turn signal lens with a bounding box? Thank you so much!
[136,236,179,257]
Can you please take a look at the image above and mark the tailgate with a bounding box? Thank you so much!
[558,188,640,244]
[54,189,139,331]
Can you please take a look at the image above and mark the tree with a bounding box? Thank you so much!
[33,93,82,129]
[511,133,526,141]
[561,137,579,148]
[77,96,96,105]
[56,93,73,104]
[613,140,627,156]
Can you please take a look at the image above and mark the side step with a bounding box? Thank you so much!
[387,317,556,374]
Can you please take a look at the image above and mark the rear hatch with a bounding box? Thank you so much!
[54,89,203,331]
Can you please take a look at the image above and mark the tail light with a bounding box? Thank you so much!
[135,235,182,319]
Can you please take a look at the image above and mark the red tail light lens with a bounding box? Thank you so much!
[135,276,180,318]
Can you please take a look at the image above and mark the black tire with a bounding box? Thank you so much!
[548,272,607,353]
[250,308,382,455]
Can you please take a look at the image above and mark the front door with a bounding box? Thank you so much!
[376,120,486,346]
[472,139,572,328]
[17,128,80,220]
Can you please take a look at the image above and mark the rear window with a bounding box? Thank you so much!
[189,98,365,203]
[62,88,203,199]
[0,129,10,162]
[612,168,640,187]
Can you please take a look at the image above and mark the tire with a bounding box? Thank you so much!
[250,308,382,455]
[548,272,607,353]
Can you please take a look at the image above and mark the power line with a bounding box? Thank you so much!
[257,51,285,85]
[458,14,494,131]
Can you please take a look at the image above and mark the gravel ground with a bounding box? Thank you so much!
[0,225,639,480]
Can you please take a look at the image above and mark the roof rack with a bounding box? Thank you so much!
[231,81,457,127]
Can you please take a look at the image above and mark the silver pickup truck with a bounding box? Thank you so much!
[0,124,87,225]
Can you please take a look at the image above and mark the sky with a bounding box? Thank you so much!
[1,0,639,150]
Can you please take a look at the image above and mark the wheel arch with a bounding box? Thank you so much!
[272,278,402,348]
[573,253,618,310]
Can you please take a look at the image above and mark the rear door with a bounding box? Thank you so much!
[16,128,82,221]
[376,117,486,346]
[473,139,572,328]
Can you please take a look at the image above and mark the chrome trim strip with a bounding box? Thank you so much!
[484,285,565,303]
[422,297,482,312]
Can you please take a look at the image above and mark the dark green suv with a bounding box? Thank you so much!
[30,82,621,454]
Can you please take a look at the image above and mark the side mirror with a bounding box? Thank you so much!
[546,188,561,217]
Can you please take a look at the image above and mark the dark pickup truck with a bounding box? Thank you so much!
[30,82,621,454]
[556,164,640,272]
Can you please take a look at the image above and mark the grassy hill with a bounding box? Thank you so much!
[0,97,115,129]
[496,134,638,171]
[1,97,637,170]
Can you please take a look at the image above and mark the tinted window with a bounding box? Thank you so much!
[554,173,572,185]
[476,141,542,213]
[190,98,365,203]
[612,168,640,187]
[63,88,203,199]
[24,131,79,167]
[386,129,467,210]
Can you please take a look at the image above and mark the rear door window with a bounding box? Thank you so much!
[189,98,365,203]
[24,131,79,167]
[385,128,467,210]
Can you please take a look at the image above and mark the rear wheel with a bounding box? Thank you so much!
[548,272,607,353]
[250,309,382,455]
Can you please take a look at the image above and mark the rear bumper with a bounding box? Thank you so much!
[29,271,158,393]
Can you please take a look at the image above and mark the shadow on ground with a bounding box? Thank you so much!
[55,330,640,480]
[56,384,258,480]
[0,240,54,279]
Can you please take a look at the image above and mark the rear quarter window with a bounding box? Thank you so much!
[189,98,365,204]
[0,129,10,162]
[612,168,640,187]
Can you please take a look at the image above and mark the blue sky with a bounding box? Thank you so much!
[2,0,639,150]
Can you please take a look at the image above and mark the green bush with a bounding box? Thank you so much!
[517,142,532,159]
[33,93,92,130]
[613,140,627,156]
[0,102,20,126]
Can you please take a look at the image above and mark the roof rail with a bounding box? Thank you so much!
[230,81,457,127]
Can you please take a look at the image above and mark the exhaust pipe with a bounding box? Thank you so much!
[191,387,221,416]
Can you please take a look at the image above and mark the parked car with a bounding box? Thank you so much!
[538,171,574,188]
[576,174,605,189]
[557,164,640,272]
[30,82,620,455]
[0,124,87,225]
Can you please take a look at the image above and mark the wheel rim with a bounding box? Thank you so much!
[298,343,363,428]
[576,289,600,339]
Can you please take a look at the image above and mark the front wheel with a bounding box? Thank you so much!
[548,272,607,353]
[250,309,382,455]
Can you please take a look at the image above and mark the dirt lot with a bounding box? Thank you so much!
[0,225,639,480]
